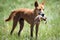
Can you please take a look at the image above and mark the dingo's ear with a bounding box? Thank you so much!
[34,1,38,8]
[41,2,44,5]
[41,0,45,5]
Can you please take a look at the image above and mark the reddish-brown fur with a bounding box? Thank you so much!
[5,1,46,38]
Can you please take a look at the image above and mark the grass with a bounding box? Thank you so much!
[0,0,60,40]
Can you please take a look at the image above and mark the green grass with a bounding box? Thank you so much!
[0,0,60,40]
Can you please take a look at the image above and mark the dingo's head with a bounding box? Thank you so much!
[34,0,47,23]
[34,0,45,17]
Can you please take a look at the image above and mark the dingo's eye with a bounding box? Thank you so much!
[43,9,44,10]
[39,9,41,11]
